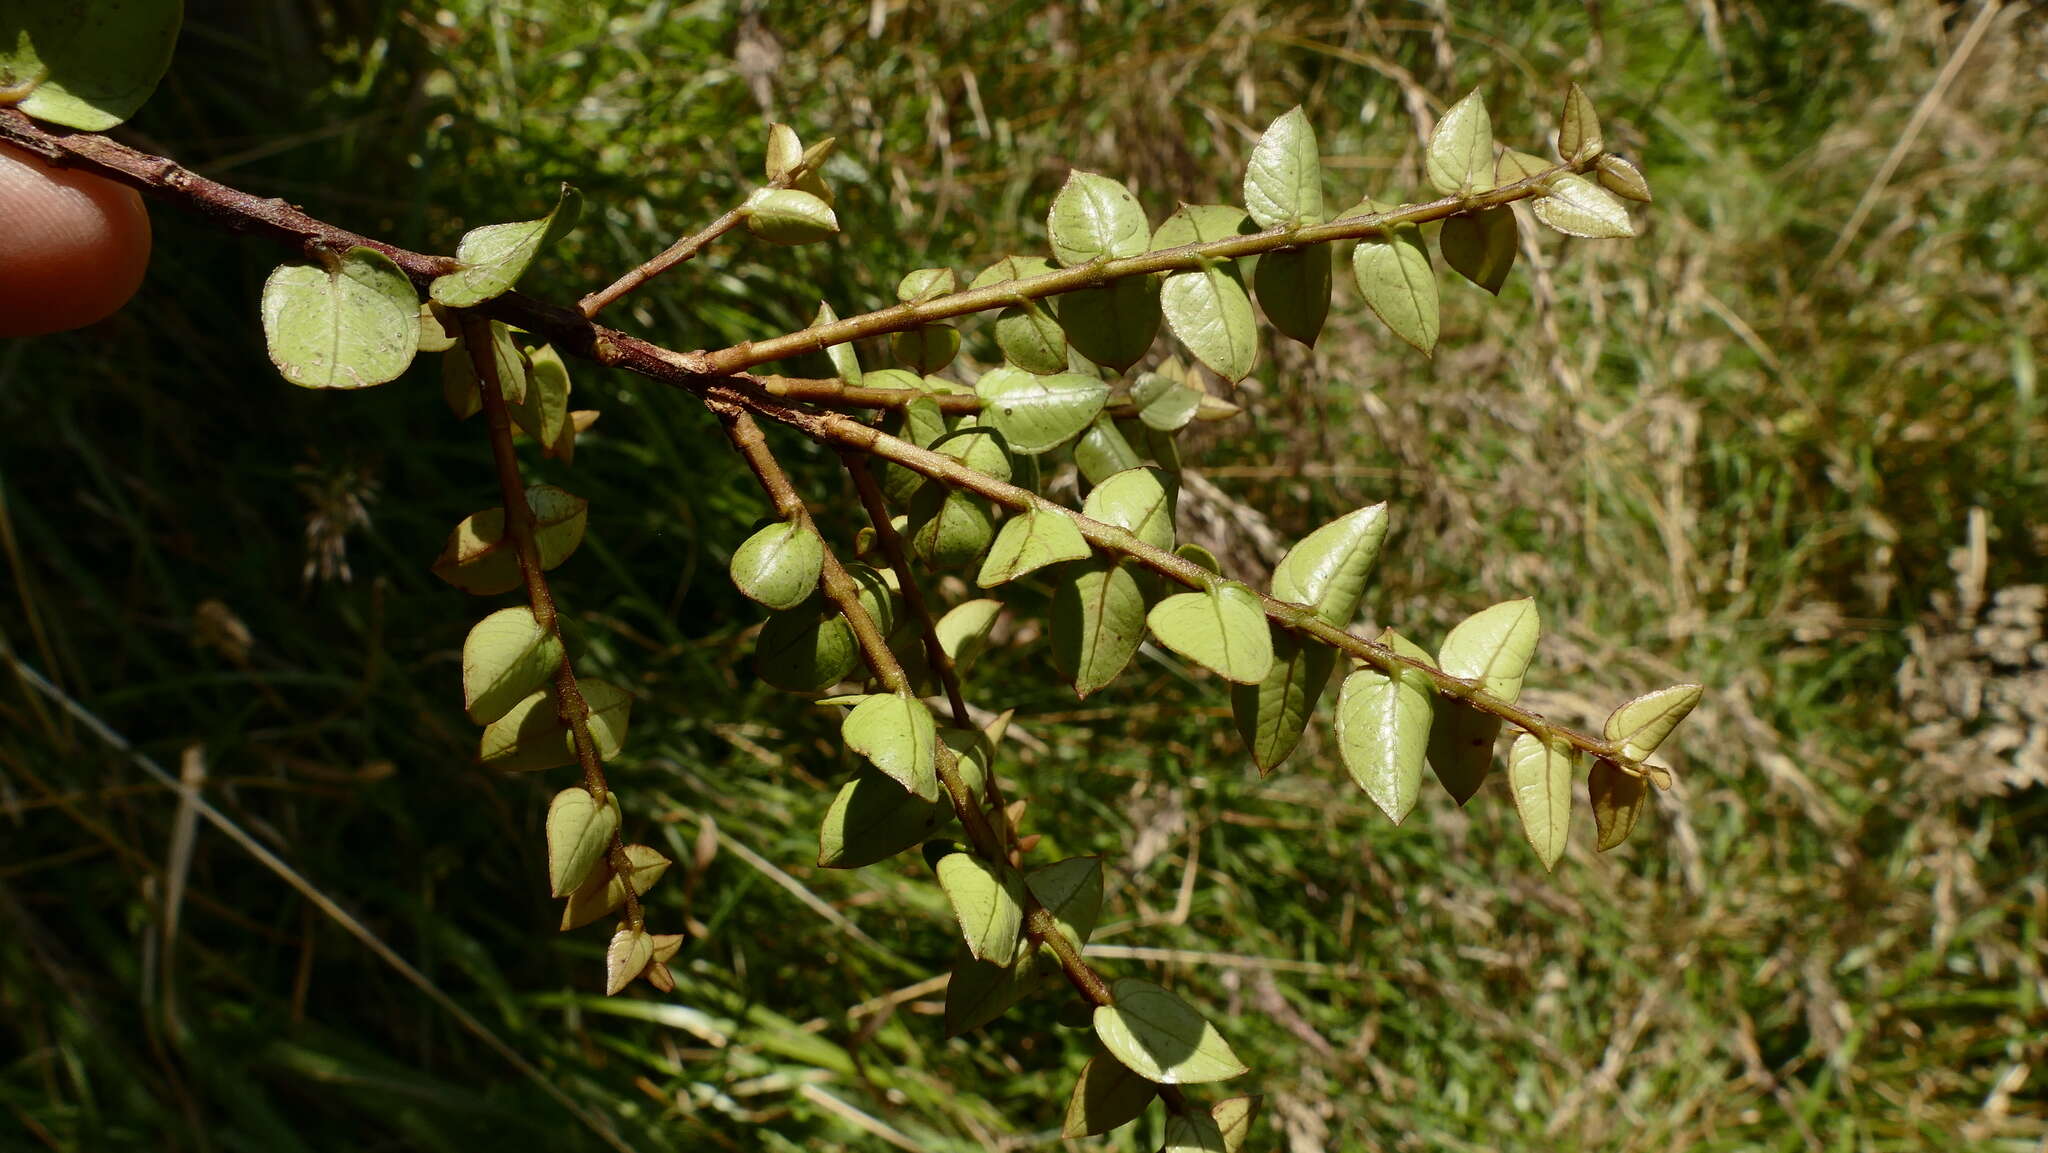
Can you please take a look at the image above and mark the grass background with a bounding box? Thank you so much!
[3,0,2044,1149]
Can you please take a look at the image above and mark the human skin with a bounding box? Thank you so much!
[0,141,153,337]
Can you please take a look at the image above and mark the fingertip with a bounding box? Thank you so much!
[0,141,154,338]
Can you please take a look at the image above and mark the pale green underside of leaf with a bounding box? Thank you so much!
[462,606,564,725]
[1049,171,1150,266]
[1161,266,1258,382]
[1603,683,1704,762]
[730,519,825,611]
[1,0,182,130]
[1052,560,1147,698]
[430,485,588,595]
[1559,82,1604,161]
[935,598,1002,675]
[974,366,1108,454]
[1426,89,1496,196]
[1094,978,1247,1085]
[1334,631,1436,823]
[1352,233,1439,356]
[936,851,1026,965]
[842,692,939,801]
[261,248,420,390]
[1243,106,1324,229]
[479,679,631,773]
[1507,731,1575,871]
[430,184,583,307]
[1270,503,1388,626]
[605,926,652,996]
[1438,597,1541,698]
[545,787,620,896]
[1150,204,1251,251]
[1532,174,1634,239]
[1148,583,1274,685]
[1081,467,1176,552]
[977,507,1092,586]
[560,844,670,931]
[743,187,839,245]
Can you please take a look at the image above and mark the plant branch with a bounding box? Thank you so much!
[464,315,642,928]
[760,375,1243,423]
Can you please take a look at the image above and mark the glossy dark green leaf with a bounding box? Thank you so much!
[974,366,1108,454]
[0,0,181,130]
[1335,630,1436,823]
[1081,467,1176,552]
[1352,227,1439,355]
[730,519,825,612]
[430,184,582,307]
[462,606,564,725]
[1025,856,1103,949]
[1603,683,1704,762]
[479,679,631,773]
[1252,245,1332,346]
[936,851,1026,964]
[262,247,420,390]
[1440,206,1519,295]
[977,507,1091,587]
[1425,90,1495,196]
[1162,265,1258,382]
[1148,582,1273,685]
[842,691,939,801]
[1589,758,1649,851]
[1062,1052,1153,1138]
[430,485,588,595]
[1058,278,1161,373]
[1048,171,1149,266]
[1507,731,1575,871]
[560,844,671,930]
[1094,978,1247,1084]
[1270,503,1388,626]
[1532,174,1634,239]
[1052,560,1147,698]
[545,786,620,897]
[1243,106,1324,229]
[1230,633,1334,774]
[743,187,838,245]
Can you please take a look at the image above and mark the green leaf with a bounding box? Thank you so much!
[1211,1096,1261,1152]
[743,187,839,245]
[1147,582,1273,685]
[418,302,458,353]
[1094,978,1247,1084]
[1052,560,1147,698]
[1531,174,1634,239]
[1230,632,1334,774]
[1440,206,1519,295]
[896,267,957,302]
[1496,148,1554,186]
[971,256,1067,375]
[1081,467,1176,552]
[754,596,860,693]
[430,485,588,596]
[1426,90,1496,196]
[462,606,564,725]
[1335,630,1436,823]
[560,844,670,931]
[1252,245,1332,346]
[1048,171,1150,266]
[1589,758,1649,851]
[1352,228,1439,355]
[842,692,939,801]
[1270,503,1388,626]
[429,184,582,308]
[0,0,181,130]
[1176,542,1221,571]
[1150,204,1252,251]
[1131,368,1205,432]
[1558,82,1603,161]
[932,416,1013,482]
[1603,683,1703,762]
[765,122,802,179]
[891,324,960,374]
[730,520,825,612]
[1074,416,1144,486]
[1426,599,1540,803]
[977,507,1091,587]
[812,300,861,384]
[935,851,1026,965]
[545,787,621,897]
[1243,106,1324,229]
[934,598,1002,676]
[945,943,1051,1036]
[507,343,573,450]
[1597,154,1653,202]
[1506,731,1575,871]
[1062,1052,1153,1138]
[441,319,528,412]
[1058,278,1161,373]
[261,247,420,390]
[479,679,632,773]
[974,366,1108,454]
[882,389,948,503]
[1166,1113,1229,1153]
[910,486,996,569]
[605,925,652,996]
[1025,856,1103,949]
[1162,265,1258,382]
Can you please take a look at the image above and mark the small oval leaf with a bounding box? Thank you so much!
[546,786,621,897]
[1426,90,1496,196]
[430,485,589,596]
[1052,560,1147,698]
[1440,206,1519,295]
[1506,731,1575,871]
[604,925,652,995]
[1603,683,1703,762]
[560,844,671,930]
[1270,503,1389,626]
[1082,467,1176,552]
[1147,582,1274,685]
[1243,106,1325,229]
[1558,82,1603,161]
[1531,174,1634,239]
[1161,265,1259,382]
[842,692,939,801]
[1596,154,1653,202]
[1334,630,1437,823]
[478,680,632,773]
[1025,855,1104,949]
[935,851,1026,965]
[262,247,420,390]
[1,0,181,130]
[975,366,1109,454]
[1230,633,1335,774]
[743,187,839,245]
[1252,245,1332,346]
[430,184,583,308]
[730,519,826,612]
[1352,229,1439,356]
[1049,171,1150,266]
[1093,978,1247,1085]
[977,507,1092,587]
[1062,1052,1154,1138]
[1058,278,1161,373]
[462,606,564,725]
[1589,758,1649,851]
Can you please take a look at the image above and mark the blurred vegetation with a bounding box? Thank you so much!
[3,1,2044,1149]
